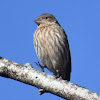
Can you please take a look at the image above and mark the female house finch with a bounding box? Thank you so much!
[33,14,71,81]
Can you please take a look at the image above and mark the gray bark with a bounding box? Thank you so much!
[0,57,100,100]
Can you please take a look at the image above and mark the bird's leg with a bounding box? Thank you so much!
[54,70,62,79]
[35,61,45,72]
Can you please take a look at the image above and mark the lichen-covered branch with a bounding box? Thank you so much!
[0,57,100,100]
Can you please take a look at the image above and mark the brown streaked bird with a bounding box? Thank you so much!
[33,13,71,81]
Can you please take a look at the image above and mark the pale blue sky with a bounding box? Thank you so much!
[0,0,100,100]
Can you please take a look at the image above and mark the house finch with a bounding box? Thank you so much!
[33,14,71,81]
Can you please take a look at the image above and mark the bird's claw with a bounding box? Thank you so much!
[35,61,44,72]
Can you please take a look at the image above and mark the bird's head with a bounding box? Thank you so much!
[35,14,59,26]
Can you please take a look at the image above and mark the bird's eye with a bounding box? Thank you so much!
[45,17,49,20]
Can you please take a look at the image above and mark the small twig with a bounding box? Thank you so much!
[39,89,46,95]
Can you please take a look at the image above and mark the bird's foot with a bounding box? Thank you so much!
[55,74,62,80]
[35,61,45,72]
[54,70,62,79]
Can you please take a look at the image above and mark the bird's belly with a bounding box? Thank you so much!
[38,44,56,73]
[34,26,67,74]
[37,43,65,74]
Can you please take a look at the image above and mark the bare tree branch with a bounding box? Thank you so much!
[0,57,100,100]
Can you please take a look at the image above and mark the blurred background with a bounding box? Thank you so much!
[0,0,100,100]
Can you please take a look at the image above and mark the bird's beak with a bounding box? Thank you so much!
[35,18,41,25]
